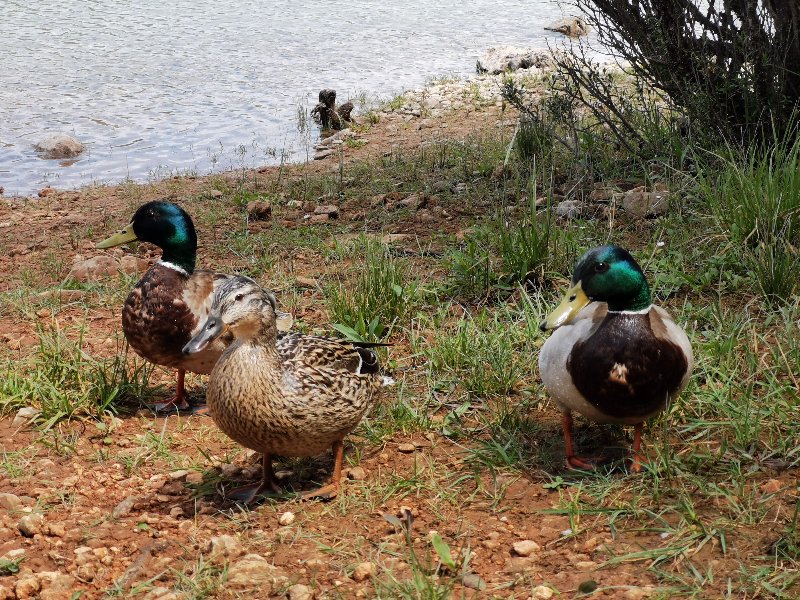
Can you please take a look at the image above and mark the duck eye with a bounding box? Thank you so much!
[234,293,244,302]
[594,262,609,273]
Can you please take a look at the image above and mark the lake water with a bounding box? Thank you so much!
[1,1,572,196]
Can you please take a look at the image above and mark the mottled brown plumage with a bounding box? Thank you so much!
[184,276,390,502]
[98,201,290,413]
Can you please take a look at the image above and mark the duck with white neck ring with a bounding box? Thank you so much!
[97,200,291,414]
[184,275,392,503]
[538,245,693,472]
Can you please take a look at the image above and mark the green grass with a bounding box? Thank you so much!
[0,324,156,426]
[326,239,419,342]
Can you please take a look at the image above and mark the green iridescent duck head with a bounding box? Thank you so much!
[540,245,651,330]
[97,200,198,273]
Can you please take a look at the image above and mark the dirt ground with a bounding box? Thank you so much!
[0,89,796,600]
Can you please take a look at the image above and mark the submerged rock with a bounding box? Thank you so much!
[34,134,85,159]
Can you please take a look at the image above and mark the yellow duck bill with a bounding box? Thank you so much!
[96,221,138,249]
[539,282,591,331]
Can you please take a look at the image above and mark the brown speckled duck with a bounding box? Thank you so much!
[183,275,391,503]
[97,200,290,414]
[539,245,693,472]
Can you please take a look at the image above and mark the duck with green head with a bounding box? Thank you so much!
[538,245,693,472]
[97,200,291,413]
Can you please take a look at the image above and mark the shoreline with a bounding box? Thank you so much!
[2,65,554,202]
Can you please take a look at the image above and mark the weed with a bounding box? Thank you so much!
[326,239,418,341]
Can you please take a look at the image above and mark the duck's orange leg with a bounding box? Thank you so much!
[562,412,598,470]
[629,422,646,473]
[152,369,208,415]
[301,440,344,500]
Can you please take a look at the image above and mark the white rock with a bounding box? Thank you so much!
[287,583,313,600]
[18,513,44,537]
[207,534,242,559]
[226,554,285,591]
[512,539,540,557]
[0,493,22,510]
[12,407,41,427]
[352,561,376,582]
[476,46,553,74]
[531,585,554,599]
[278,511,295,526]
[34,134,86,159]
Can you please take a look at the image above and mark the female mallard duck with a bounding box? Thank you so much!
[538,245,693,472]
[183,275,391,503]
[97,200,291,413]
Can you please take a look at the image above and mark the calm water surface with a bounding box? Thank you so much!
[1,1,570,195]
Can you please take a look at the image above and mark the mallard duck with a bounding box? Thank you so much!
[538,245,693,472]
[97,200,291,414]
[183,275,391,502]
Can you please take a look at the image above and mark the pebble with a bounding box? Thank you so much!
[12,407,41,427]
[397,443,416,453]
[0,493,22,510]
[278,511,296,526]
[294,276,319,288]
[287,583,313,600]
[247,200,272,221]
[14,576,40,600]
[168,470,189,481]
[207,534,242,559]
[0,585,12,600]
[531,585,554,599]
[347,466,367,481]
[462,573,486,590]
[226,554,286,591]
[18,513,44,537]
[760,479,782,494]
[512,540,540,557]
[112,495,137,519]
[351,561,376,582]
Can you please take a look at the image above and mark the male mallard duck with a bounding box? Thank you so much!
[538,245,693,472]
[183,275,391,503]
[97,200,291,413]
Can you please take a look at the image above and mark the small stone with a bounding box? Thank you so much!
[169,506,184,518]
[309,213,329,224]
[352,561,375,582]
[531,585,554,599]
[12,407,41,427]
[398,443,416,453]
[226,554,285,590]
[207,534,242,559]
[0,585,13,600]
[314,149,336,160]
[512,540,540,557]
[286,199,302,208]
[347,466,367,481]
[621,186,669,218]
[68,256,119,282]
[278,511,295,526]
[287,583,313,600]
[118,255,150,275]
[462,573,486,590]
[314,204,339,218]
[168,470,189,481]
[112,495,137,519]
[247,201,272,221]
[761,479,782,494]
[45,523,66,537]
[18,513,44,537]
[0,493,22,510]
[14,576,40,600]
[294,276,318,289]
[207,189,224,198]
[185,471,203,485]
[555,199,583,219]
